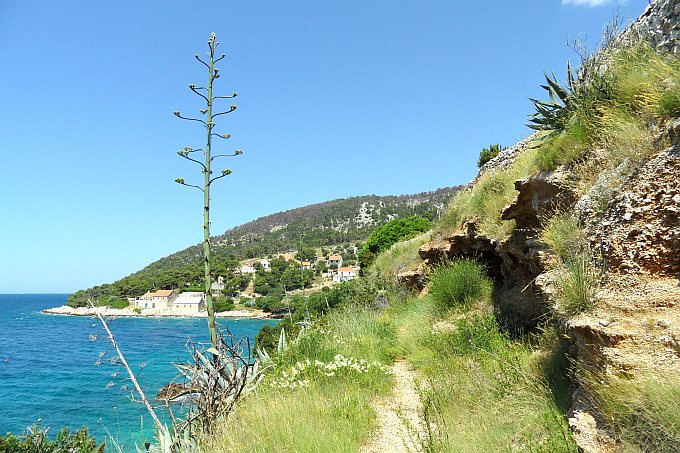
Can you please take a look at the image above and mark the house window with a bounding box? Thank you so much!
[152,303,155,309]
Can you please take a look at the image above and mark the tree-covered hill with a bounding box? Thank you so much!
[68,187,460,306]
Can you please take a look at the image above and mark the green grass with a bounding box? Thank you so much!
[584,373,680,452]
[534,119,591,171]
[555,253,599,318]
[389,297,578,453]
[203,381,377,453]
[540,211,586,263]
[428,258,492,312]
[206,304,395,452]
[436,146,539,240]
[369,232,430,283]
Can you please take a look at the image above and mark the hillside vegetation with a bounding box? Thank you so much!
[67,188,458,306]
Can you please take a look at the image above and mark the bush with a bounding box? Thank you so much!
[477,144,504,168]
[0,425,103,452]
[429,259,491,311]
[98,296,129,309]
[359,216,432,270]
[214,297,235,313]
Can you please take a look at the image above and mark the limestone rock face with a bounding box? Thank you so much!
[587,139,680,277]
[500,168,576,230]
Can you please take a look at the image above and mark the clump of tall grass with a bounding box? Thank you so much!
[540,211,586,263]
[428,258,492,312]
[584,372,680,452]
[540,212,599,318]
[554,253,599,318]
[436,146,539,239]
[534,119,591,171]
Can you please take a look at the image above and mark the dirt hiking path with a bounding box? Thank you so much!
[361,360,425,453]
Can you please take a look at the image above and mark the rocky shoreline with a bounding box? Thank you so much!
[42,305,278,320]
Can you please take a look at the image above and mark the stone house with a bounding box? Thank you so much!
[137,289,177,309]
[172,292,206,313]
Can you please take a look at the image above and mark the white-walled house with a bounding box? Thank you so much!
[137,290,177,309]
[301,260,312,270]
[240,265,256,274]
[327,255,343,268]
[259,259,271,270]
[211,276,225,296]
[333,266,356,283]
[173,292,205,313]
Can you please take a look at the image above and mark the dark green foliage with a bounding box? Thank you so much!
[528,65,577,133]
[295,247,316,262]
[0,425,104,452]
[214,297,235,313]
[658,89,680,117]
[96,296,129,309]
[477,144,505,168]
[358,216,432,270]
[429,258,491,311]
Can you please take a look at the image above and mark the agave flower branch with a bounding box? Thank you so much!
[174,32,243,352]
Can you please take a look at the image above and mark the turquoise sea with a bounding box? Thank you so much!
[0,294,277,450]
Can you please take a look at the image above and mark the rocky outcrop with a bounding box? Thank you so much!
[565,277,680,452]
[501,168,577,230]
[622,0,680,54]
[586,124,680,277]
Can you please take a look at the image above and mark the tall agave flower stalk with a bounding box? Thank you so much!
[174,33,242,351]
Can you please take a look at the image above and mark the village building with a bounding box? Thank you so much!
[259,259,271,270]
[327,255,343,268]
[240,265,256,274]
[278,253,295,261]
[137,289,177,309]
[301,260,312,270]
[211,276,226,297]
[173,292,206,313]
[333,266,357,283]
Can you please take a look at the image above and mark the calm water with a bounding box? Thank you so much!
[0,294,277,450]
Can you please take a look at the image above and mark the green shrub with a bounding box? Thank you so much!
[429,259,491,311]
[477,144,505,168]
[658,88,680,117]
[213,297,235,313]
[0,425,103,452]
[359,216,431,270]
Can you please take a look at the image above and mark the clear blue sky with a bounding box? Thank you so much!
[0,0,649,293]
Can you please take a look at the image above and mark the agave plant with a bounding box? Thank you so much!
[528,61,577,133]
[149,328,270,452]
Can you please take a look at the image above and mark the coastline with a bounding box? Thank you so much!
[42,305,278,320]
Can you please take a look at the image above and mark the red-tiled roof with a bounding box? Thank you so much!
[329,255,342,261]
[338,267,355,272]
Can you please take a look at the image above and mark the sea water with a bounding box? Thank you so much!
[0,294,277,450]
